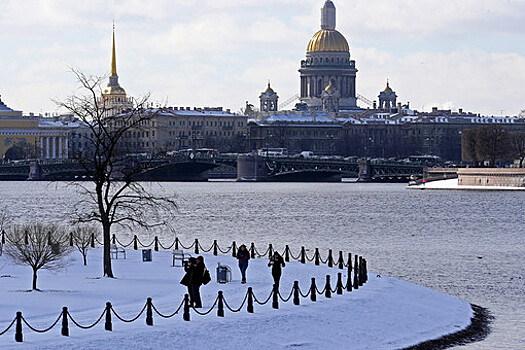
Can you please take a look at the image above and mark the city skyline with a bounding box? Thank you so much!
[1,0,524,116]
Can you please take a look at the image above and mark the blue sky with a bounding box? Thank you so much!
[1,0,524,116]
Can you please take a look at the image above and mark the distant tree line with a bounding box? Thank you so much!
[462,125,525,167]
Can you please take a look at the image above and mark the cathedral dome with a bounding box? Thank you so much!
[307,29,349,52]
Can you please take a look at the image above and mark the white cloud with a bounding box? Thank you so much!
[0,0,524,115]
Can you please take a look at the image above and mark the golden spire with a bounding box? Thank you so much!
[111,22,117,77]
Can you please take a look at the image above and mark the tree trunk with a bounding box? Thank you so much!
[32,269,38,290]
[103,221,113,277]
[83,251,87,266]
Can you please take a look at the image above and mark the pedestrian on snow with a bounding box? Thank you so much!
[268,251,286,288]
[236,244,250,283]
[180,257,197,306]
[180,256,209,308]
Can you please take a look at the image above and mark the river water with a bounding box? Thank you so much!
[0,181,523,349]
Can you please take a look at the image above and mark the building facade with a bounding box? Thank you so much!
[0,96,78,161]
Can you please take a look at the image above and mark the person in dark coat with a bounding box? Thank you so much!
[189,256,206,308]
[236,244,250,283]
[181,257,197,306]
[268,251,286,288]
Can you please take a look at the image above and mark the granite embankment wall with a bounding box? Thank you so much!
[457,168,525,187]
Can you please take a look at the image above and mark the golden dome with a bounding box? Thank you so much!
[382,81,393,93]
[102,85,126,95]
[264,82,275,94]
[307,29,349,52]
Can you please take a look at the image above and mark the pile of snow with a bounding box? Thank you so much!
[0,246,472,349]
[407,178,525,191]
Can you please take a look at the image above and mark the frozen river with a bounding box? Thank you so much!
[1,181,523,349]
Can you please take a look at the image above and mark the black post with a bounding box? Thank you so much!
[310,278,317,302]
[314,248,320,266]
[154,236,159,252]
[24,232,28,245]
[353,257,359,290]
[327,249,333,268]
[111,234,116,245]
[272,284,279,309]
[195,239,199,254]
[325,275,332,298]
[359,256,364,286]
[293,281,300,305]
[90,232,95,248]
[300,246,306,264]
[336,273,343,295]
[61,307,69,336]
[347,253,352,271]
[363,259,368,283]
[250,242,255,259]
[175,237,179,250]
[232,241,237,257]
[247,287,254,313]
[133,235,138,250]
[105,302,112,331]
[183,294,190,321]
[217,291,224,317]
[146,298,153,326]
[338,251,344,269]
[284,245,290,262]
[346,270,352,292]
[268,243,273,258]
[213,240,218,256]
[69,233,73,247]
[15,311,22,343]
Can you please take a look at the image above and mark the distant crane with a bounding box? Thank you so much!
[279,94,300,110]
[357,94,374,108]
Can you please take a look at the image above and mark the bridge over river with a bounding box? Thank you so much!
[0,154,424,183]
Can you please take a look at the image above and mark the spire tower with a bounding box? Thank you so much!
[100,23,132,116]
[111,22,117,77]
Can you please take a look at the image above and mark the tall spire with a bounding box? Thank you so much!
[111,21,117,77]
[321,0,336,30]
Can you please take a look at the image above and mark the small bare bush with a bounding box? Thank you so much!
[71,225,99,266]
[5,223,73,291]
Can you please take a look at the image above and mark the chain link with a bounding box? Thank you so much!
[151,299,184,319]
[21,313,62,333]
[223,291,249,313]
[0,318,16,336]
[190,295,219,316]
[110,303,147,323]
[67,309,106,330]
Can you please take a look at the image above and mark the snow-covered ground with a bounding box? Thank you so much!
[407,178,525,191]
[0,247,473,349]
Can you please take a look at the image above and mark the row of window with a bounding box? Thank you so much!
[167,120,244,128]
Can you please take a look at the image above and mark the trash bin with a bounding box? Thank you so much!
[216,263,232,283]
[142,249,152,262]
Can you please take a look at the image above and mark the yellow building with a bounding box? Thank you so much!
[0,96,73,161]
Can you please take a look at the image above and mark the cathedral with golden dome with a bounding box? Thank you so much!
[299,0,357,111]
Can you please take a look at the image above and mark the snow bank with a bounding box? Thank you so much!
[0,247,472,349]
[407,178,525,191]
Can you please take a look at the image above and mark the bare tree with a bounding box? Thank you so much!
[71,224,99,266]
[5,223,72,291]
[462,126,513,167]
[55,69,177,278]
[510,132,525,167]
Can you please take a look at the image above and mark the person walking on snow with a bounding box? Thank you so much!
[268,251,286,288]
[236,244,250,283]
